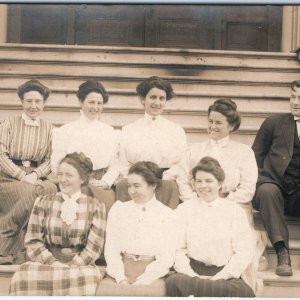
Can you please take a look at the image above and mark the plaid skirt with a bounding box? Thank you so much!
[165,259,255,297]
[0,172,57,255]
[9,261,105,296]
[115,178,180,209]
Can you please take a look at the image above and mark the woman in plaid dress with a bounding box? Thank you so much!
[10,152,106,296]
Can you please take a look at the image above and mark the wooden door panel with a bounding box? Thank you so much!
[8,4,69,44]
[74,5,145,46]
[221,6,282,51]
[7,4,282,52]
[145,6,221,49]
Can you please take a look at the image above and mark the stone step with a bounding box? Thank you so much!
[0,44,298,69]
[259,269,300,298]
[0,101,288,129]
[0,89,290,114]
[0,76,292,101]
[1,62,299,84]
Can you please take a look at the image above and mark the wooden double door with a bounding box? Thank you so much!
[8,4,282,51]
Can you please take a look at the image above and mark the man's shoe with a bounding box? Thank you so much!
[275,248,293,276]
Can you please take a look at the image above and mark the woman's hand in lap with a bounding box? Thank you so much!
[21,172,38,184]
[89,179,109,189]
[51,261,69,268]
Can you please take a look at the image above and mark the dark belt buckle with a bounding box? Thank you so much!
[133,255,140,261]
[61,248,73,255]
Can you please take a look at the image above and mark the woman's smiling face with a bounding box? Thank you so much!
[207,111,233,141]
[193,170,220,202]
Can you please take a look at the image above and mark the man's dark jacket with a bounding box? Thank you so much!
[252,113,295,188]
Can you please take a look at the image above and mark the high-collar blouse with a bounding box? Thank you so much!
[51,112,120,187]
[119,113,187,179]
[0,115,52,180]
[174,197,253,281]
[185,138,258,204]
[105,196,176,284]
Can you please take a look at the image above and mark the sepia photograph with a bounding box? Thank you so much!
[0,2,300,297]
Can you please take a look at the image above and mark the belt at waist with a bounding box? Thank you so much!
[12,159,38,168]
[48,244,82,254]
[122,252,155,262]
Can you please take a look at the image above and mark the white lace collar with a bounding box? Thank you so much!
[60,190,81,225]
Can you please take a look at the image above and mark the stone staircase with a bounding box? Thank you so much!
[0,43,298,145]
[0,43,300,296]
[255,213,300,297]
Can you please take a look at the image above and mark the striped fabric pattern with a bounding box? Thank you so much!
[0,179,57,255]
[0,116,52,180]
[10,193,106,295]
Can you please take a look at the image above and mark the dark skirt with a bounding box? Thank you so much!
[115,178,180,209]
[82,168,115,214]
[165,258,255,297]
[0,172,57,255]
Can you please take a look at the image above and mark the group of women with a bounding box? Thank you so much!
[0,76,266,296]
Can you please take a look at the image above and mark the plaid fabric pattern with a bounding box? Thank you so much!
[10,192,106,295]
[10,262,104,296]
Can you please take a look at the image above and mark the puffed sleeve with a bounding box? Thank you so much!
[118,127,132,178]
[173,202,199,277]
[211,204,254,280]
[0,118,26,180]
[226,145,258,204]
[176,143,197,202]
[51,126,67,174]
[25,196,58,265]
[134,209,176,285]
[72,200,106,265]
[104,201,127,283]
[101,129,121,187]
[33,121,53,179]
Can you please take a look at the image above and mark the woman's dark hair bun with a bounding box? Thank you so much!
[214,98,237,111]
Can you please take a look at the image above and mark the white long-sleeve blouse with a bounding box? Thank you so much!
[174,197,254,280]
[51,111,120,187]
[119,113,187,180]
[105,196,176,284]
[187,137,258,204]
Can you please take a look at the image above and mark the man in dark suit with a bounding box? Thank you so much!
[252,80,300,276]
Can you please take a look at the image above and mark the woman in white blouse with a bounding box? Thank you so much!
[115,76,187,209]
[97,161,175,296]
[185,98,267,290]
[51,80,119,213]
[166,156,255,297]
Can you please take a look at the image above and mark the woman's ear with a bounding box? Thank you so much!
[140,97,146,107]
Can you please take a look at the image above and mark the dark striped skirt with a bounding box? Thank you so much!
[0,172,57,255]
[96,276,166,296]
[165,258,255,297]
[115,178,180,209]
